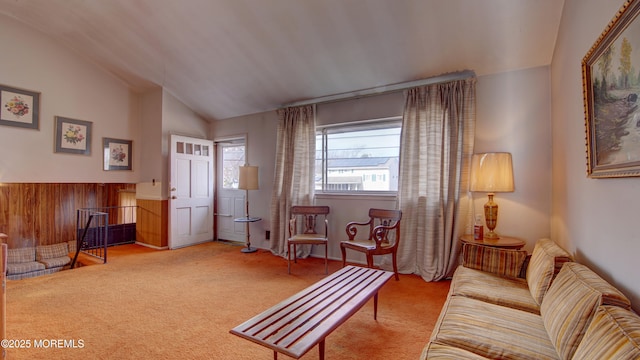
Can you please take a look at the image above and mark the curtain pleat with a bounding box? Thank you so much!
[393,78,476,281]
[269,105,316,257]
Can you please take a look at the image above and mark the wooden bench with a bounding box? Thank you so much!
[229,265,394,359]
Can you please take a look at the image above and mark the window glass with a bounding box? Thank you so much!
[221,145,245,189]
[316,119,401,193]
[118,191,137,224]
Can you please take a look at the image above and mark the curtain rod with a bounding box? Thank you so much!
[282,69,475,108]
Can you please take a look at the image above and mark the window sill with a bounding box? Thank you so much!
[315,192,398,201]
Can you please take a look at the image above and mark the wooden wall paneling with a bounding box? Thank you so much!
[62,184,79,245]
[20,183,36,247]
[1,185,14,247]
[36,184,54,246]
[136,199,168,248]
[0,185,9,236]
[55,184,70,246]
[0,183,135,249]
[104,184,118,224]
[74,183,89,213]
[8,184,24,248]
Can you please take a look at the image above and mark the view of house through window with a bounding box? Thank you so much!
[316,119,401,193]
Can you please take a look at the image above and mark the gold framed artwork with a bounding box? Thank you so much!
[583,0,640,178]
[54,116,92,155]
[103,137,132,171]
[0,84,40,129]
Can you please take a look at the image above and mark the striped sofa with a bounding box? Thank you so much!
[422,238,640,359]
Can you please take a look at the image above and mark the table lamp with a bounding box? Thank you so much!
[238,165,259,252]
[470,152,514,239]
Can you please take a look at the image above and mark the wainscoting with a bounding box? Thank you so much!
[0,183,135,249]
[136,199,168,248]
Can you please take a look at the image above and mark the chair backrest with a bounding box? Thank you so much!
[289,206,330,236]
[346,208,402,245]
[367,208,402,244]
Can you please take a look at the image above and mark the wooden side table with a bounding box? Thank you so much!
[459,234,525,250]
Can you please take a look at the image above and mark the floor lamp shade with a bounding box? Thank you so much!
[239,166,259,190]
[470,153,514,239]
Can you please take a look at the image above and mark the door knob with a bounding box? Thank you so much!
[171,196,177,199]
[170,187,177,191]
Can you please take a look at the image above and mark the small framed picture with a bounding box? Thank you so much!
[0,84,40,129]
[54,116,92,155]
[103,137,132,171]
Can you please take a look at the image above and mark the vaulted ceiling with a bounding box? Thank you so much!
[0,0,564,121]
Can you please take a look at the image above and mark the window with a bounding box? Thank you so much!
[220,144,245,189]
[316,118,401,193]
[118,191,137,224]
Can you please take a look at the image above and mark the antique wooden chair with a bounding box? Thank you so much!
[288,205,330,274]
[340,208,402,280]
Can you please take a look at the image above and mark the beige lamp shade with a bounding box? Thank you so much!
[238,165,259,190]
[470,153,514,193]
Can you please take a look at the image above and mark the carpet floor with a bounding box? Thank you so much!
[5,241,450,359]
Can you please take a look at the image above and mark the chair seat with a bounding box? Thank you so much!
[288,234,328,244]
[340,208,402,281]
[341,240,392,251]
[288,205,330,275]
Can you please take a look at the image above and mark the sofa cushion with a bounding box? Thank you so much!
[540,262,631,360]
[7,247,36,264]
[462,243,528,279]
[572,305,640,360]
[421,341,492,359]
[6,261,45,275]
[429,296,559,360]
[526,238,572,305]
[449,266,540,314]
[68,240,77,254]
[36,243,69,261]
[39,256,70,269]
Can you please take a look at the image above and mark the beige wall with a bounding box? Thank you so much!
[210,111,279,248]
[475,66,552,251]
[139,88,164,187]
[0,15,141,183]
[552,0,640,311]
[211,67,553,261]
[0,15,208,190]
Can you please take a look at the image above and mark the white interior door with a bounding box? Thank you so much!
[215,140,246,242]
[169,135,214,249]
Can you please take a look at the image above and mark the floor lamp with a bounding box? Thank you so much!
[470,152,514,239]
[238,165,259,253]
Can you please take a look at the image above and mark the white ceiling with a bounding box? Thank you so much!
[0,0,564,121]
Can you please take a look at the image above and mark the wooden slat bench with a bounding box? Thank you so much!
[229,265,394,359]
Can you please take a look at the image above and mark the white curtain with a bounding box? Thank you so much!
[269,105,316,257]
[394,78,476,281]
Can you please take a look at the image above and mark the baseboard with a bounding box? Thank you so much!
[135,242,168,250]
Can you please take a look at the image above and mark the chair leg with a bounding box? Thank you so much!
[392,253,399,281]
[324,243,328,274]
[287,242,291,274]
[340,244,347,268]
[366,254,374,268]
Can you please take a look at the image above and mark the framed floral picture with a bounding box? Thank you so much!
[54,116,92,155]
[103,137,132,171]
[0,84,40,129]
